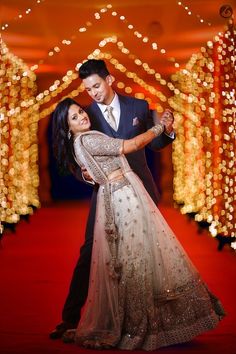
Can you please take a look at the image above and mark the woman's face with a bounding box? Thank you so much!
[67,104,91,134]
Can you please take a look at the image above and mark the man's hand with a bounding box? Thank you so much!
[81,166,94,183]
[160,109,174,135]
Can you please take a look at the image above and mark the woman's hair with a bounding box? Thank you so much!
[51,97,80,175]
[79,59,110,79]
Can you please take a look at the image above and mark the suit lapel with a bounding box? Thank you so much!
[117,95,133,138]
[88,95,134,138]
[89,102,115,137]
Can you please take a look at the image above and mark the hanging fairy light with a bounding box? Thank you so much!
[8,31,174,120]
[170,16,236,247]
[0,112,4,235]
[3,3,178,76]
[1,0,45,32]
[31,4,113,70]
[2,1,234,239]
[0,38,40,225]
[3,0,231,120]
[109,8,172,63]
[177,1,212,26]
[2,1,219,86]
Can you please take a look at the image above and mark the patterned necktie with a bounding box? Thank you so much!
[106,106,117,131]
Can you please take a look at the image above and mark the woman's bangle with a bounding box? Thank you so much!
[149,123,164,137]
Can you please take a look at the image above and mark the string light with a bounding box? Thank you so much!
[177,1,212,26]
[2,2,219,86]
[90,51,166,107]
[7,32,172,119]
[2,3,234,240]
[171,23,236,245]
[5,29,221,129]
[38,49,165,120]
[1,0,45,32]
[98,37,167,101]
[108,37,187,97]
[3,3,179,75]
[0,110,4,235]
[108,8,174,63]
[98,36,211,108]
[2,1,230,116]
[32,4,114,71]
[0,38,40,225]
[28,39,167,123]
[38,65,159,121]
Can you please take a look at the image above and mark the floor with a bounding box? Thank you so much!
[0,201,235,354]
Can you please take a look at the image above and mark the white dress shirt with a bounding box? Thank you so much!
[97,93,121,128]
[98,94,174,138]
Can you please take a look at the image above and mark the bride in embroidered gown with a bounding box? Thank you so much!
[52,99,225,351]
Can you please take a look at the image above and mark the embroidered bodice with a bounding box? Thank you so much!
[73,131,129,187]
[80,133,123,177]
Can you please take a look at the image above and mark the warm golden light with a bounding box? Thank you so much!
[0,39,40,229]
[170,24,236,243]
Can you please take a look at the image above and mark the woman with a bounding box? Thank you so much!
[52,98,225,351]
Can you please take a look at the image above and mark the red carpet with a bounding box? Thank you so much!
[0,201,235,354]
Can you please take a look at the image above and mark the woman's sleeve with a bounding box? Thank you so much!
[81,134,124,156]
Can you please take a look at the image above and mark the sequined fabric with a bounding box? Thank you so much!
[77,132,123,177]
[73,131,225,351]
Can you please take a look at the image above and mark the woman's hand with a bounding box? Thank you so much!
[160,109,174,135]
[81,166,94,183]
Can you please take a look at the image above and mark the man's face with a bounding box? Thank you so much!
[82,74,114,105]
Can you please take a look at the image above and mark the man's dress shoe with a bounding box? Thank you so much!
[49,322,76,339]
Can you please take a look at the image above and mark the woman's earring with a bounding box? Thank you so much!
[67,131,71,139]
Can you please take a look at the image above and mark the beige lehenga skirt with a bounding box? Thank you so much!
[74,171,225,350]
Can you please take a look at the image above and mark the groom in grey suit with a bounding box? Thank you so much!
[50,59,175,339]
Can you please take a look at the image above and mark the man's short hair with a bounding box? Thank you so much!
[78,59,110,79]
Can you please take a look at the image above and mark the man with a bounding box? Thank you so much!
[50,59,174,339]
